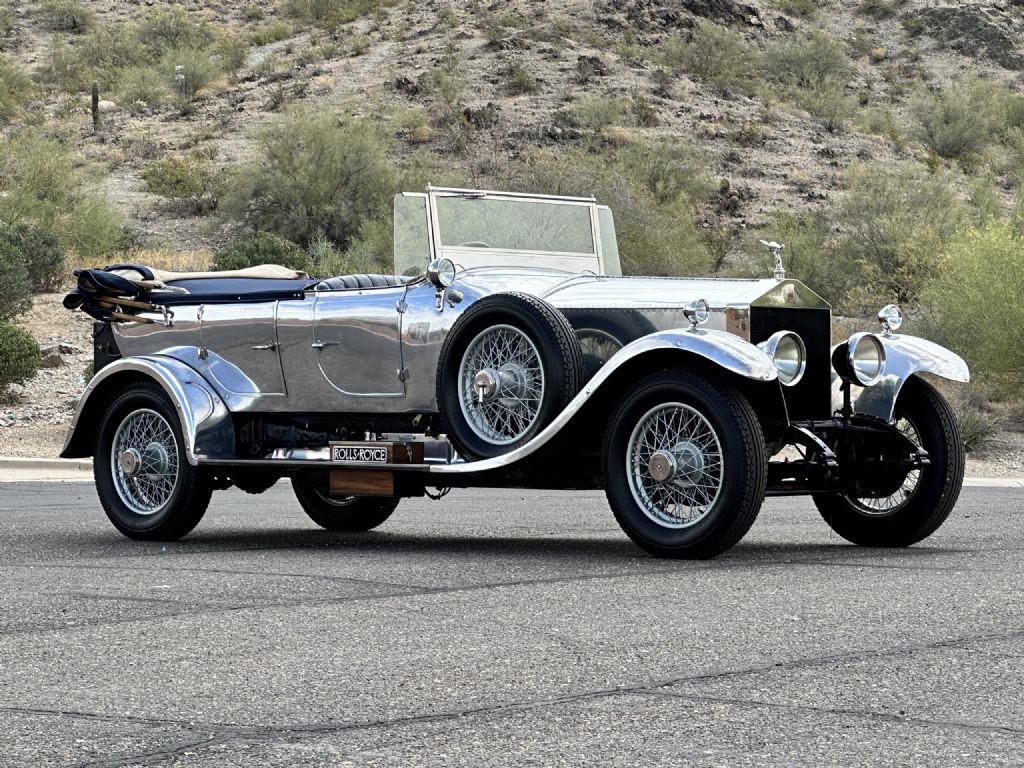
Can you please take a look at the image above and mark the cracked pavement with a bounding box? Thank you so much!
[0,482,1022,767]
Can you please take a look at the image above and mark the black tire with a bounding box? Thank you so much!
[436,292,585,460]
[94,381,212,541]
[603,368,767,559]
[565,310,655,380]
[292,474,400,531]
[813,376,965,547]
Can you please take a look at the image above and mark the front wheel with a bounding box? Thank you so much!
[603,368,767,559]
[813,376,965,547]
[291,474,400,531]
[94,382,212,540]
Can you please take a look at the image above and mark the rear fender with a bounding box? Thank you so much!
[61,356,233,464]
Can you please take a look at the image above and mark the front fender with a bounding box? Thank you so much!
[61,356,234,464]
[432,328,779,475]
[840,334,970,422]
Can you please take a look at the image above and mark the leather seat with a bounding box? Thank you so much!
[315,274,410,291]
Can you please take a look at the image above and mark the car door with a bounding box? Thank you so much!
[312,287,406,398]
[199,302,286,396]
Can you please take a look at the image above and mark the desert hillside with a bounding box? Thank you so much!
[1,0,1023,459]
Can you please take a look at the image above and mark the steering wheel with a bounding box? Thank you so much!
[458,241,491,248]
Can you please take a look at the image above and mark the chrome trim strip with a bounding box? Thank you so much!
[430,328,779,475]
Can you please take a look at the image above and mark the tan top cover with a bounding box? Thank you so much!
[105,264,309,292]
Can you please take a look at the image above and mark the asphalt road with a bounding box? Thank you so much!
[0,482,1022,767]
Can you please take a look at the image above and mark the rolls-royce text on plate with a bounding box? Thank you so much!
[62,187,970,558]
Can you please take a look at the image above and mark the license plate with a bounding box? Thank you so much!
[331,444,390,464]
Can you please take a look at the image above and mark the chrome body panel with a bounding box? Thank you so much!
[429,328,780,476]
[98,268,825,415]
[62,356,232,465]
[833,333,971,422]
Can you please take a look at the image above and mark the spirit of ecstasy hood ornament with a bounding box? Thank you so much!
[760,240,786,281]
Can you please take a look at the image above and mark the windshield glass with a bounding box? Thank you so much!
[436,196,595,254]
[393,194,431,276]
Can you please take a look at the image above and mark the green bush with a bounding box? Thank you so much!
[764,32,849,89]
[0,130,124,261]
[36,0,93,33]
[0,7,15,35]
[574,96,625,132]
[117,66,170,114]
[137,7,214,54]
[213,232,310,272]
[216,33,249,79]
[284,0,390,27]
[249,21,294,46]
[219,116,396,248]
[615,139,714,205]
[0,322,40,395]
[0,224,65,292]
[141,155,216,214]
[856,0,897,18]
[506,62,538,95]
[774,0,821,17]
[38,26,148,92]
[0,55,33,123]
[921,225,1024,387]
[162,46,221,102]
[910,79,1001,165]
[660,22,756,92]
[0,256,33,322]
[837,162,965,306]
[515,147,717,277]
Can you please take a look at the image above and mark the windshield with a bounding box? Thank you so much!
[393,190,622,277]
[436,196,595,254]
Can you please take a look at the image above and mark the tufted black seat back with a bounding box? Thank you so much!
[314,274,411,291]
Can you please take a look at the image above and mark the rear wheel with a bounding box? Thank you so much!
[291,474,399,531]
[94,382,212,540]
[814,376,964,546]
[603,368,766,559]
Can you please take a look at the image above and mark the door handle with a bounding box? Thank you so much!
[251,341,278,351]
[311,340,338,350]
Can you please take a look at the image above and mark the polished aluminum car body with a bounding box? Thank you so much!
[63,187,968,490]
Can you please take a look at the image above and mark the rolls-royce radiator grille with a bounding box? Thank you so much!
[750,307,833,420]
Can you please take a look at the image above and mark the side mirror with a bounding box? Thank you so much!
[426,258,456,290]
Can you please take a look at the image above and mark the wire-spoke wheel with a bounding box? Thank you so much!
[850,416,922,516]
[814,376,965,547]
[604,368,766,559]
[110,408,180,516]
[626,403,724,529]
[458,324,546,445]
[437,292,584,460]
[94,382,211,541]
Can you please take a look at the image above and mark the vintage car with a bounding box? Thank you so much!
[62,186,970,558]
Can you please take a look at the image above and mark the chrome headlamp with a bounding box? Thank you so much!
[833,332,886,387]
[759,331,806,387]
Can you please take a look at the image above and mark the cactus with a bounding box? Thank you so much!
[91,80,99,133]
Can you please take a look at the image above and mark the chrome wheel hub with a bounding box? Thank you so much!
[118,448,142,477]
[626,402,724,529]
[110,408,180,516]
[458,325,546,445]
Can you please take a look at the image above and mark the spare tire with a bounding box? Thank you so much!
[436,292,584,460]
